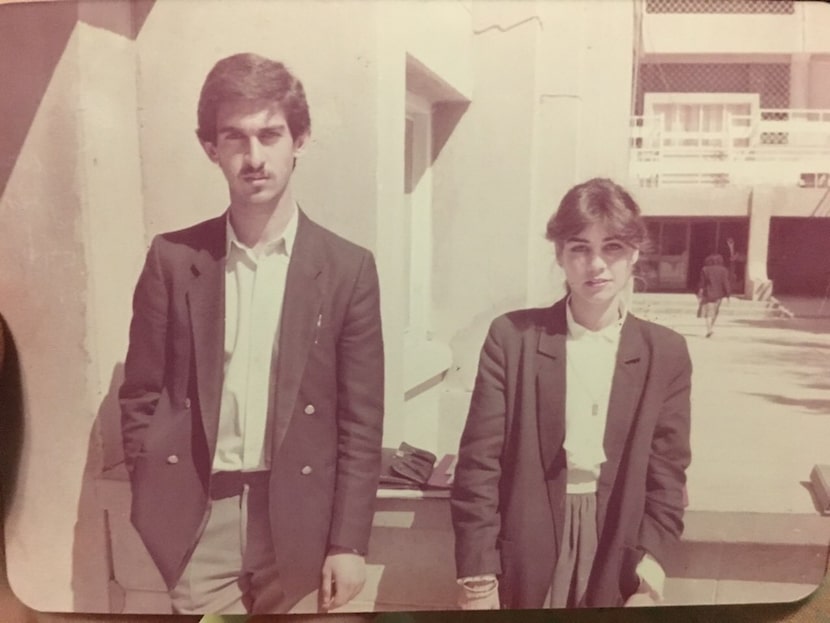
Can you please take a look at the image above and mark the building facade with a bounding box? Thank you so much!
[629,0,830,298]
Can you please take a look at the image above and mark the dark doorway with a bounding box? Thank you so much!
[641,217,749,292]
[768,218,830,295]
[687,221,718,290]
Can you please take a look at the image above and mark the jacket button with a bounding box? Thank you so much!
[301,465,313,475]
[167,454,179,465]
[304,404,316,415]
[184,398,191,409]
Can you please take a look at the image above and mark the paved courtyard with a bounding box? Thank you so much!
[644,303,830,515]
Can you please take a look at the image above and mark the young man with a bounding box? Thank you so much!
[119,53,384,615]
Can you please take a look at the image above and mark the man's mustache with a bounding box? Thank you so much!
[240,166,268,178]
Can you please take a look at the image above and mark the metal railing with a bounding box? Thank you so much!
[629,108,830,187]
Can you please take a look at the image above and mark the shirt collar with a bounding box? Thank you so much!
[226,204,299,258]
[565,296,627,343]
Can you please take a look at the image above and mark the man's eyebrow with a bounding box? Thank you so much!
[217,123,287,135]
[565,235,623,243]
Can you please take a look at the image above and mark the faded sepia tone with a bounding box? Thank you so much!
[1,0,829,617]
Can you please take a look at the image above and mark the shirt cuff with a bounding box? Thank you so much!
[635,553,666,600]
[328,545,364,556]
[457,574,497,587]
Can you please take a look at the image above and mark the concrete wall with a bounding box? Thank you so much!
[0,0,144,611]
[637,187,752,218]
[808,55,830,108]
[764,187,830,218]
[527,0,636,308]
[432,1,539,379]
[372,0,474,450]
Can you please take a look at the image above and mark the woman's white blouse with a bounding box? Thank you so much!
[564,301,624,493]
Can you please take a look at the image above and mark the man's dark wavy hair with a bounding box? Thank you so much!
[196,52,311,144]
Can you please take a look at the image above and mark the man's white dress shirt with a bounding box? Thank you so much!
[212,207,298,472]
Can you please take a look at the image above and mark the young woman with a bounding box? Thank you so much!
[451,178,692,610]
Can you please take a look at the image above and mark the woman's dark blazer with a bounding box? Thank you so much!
[451,297,692,608]
[699,264,731,303]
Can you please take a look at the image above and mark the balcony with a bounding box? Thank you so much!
[630,108,830,187]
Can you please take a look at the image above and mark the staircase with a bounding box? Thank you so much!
[630,293,793,327]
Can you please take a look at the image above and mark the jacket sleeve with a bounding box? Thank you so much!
[639,335,692,566]
[119,238,169,473]
[328,251,385,554]
[451,320,508,578]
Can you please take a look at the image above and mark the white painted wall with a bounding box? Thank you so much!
[3,1,145,609]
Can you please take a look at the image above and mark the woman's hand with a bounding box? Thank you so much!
[624,591,660,607]
[457,577,500,610]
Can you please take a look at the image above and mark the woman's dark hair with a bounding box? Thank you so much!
[705,253,725,266]
[545,178,647,254]
[196,53,311,144]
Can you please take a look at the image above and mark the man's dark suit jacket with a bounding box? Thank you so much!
[451,298,691,608]
[699,264,731,303]
[119,210,384,609]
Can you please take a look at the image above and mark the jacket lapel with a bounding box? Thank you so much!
[536,300,567,476]
[596,315,649,538]
[269,210,324,458]
[185,215,227,461]
[536,299,568,552]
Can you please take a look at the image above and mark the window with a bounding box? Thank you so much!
[646,0,793,14]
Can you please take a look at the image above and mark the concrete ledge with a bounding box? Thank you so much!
[95,476,829,611]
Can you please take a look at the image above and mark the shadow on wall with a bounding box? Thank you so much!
[0,0,157,198]
[72,362,180,615]
[0,1,77,198]
[72,362,127,612]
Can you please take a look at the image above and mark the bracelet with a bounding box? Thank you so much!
[459,577,498,593]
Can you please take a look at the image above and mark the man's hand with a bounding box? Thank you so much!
[320,551,366,611]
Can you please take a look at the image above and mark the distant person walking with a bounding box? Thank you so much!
[698,253,731,338]
[726,237,744,292]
